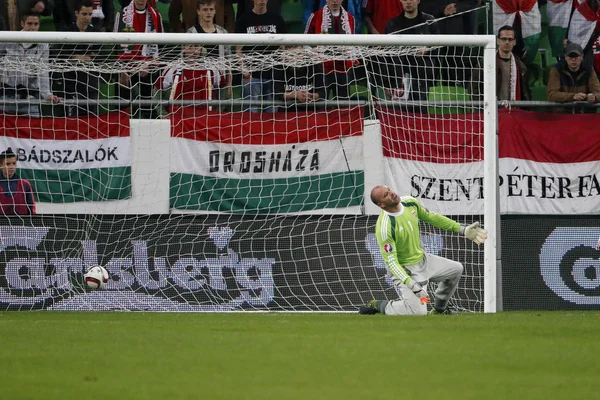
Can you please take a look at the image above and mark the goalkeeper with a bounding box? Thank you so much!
[360,185,487,316]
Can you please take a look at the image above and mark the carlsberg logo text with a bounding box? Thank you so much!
[1,236,275,307]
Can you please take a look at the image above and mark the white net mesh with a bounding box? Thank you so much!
[0,33,490,312]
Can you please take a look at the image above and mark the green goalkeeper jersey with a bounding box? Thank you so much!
[375,196,461,284]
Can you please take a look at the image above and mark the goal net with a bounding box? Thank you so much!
[0,31,497,312]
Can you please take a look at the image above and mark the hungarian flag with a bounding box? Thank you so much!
[498,109,600,214]
[169,108,365,214]
[548,0,576,57]
[567,0,600,52]
[0,111,131,203]
[378,108,600,215]
[493,0,541,63]
[377,108,485,216]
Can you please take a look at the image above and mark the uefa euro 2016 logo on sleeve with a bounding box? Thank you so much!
[540,228,600,305]
[384,244,393,253]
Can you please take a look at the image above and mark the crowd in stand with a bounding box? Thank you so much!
[0,0,599,119]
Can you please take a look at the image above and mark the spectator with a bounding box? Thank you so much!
[380,0,437,110]
[385,0,437,34]
[305,0,356,100]
[303,0,362,33]
[156,44,217,115]
[547,42,600,113]
[0,148,36,215]
[54,0,102,116]
[236,0,282,21]
[114,0,164,119]
[53,0,114,31]
[188,0,232,101]
[273,46,327,112]
[0,12,61,117]
[171,0,235,33]
[235,0,286,112]
[362,0,403,35]
[420,0,477,35]
[1,0,54,31]
[496,25,530,102]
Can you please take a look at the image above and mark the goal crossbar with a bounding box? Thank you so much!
[2,31,496,47]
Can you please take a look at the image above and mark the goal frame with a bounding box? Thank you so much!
[0,31,498,313]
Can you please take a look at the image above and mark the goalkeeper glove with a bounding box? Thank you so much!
[406,279,430,304]
[460,221,488,245]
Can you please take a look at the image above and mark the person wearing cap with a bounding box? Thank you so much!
[496,25,530,102]
[0,148,36,215]
[547,42,600,113]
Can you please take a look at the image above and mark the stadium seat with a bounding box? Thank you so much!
[531,86,547,102]
[427,85,471,115]
[39,16,54,31]
[281,1,304,33]
[349,84,370,100]
[527,62,543,88]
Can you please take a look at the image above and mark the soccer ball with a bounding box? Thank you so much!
[84,266,109,290]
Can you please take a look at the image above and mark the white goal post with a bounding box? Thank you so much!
[0,31,498,313]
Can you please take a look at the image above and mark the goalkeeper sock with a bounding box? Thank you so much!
[375,300,389,314]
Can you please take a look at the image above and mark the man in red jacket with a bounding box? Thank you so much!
[0,148,36,215]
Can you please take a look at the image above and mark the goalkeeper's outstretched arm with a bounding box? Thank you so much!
[411,197,488,245]
[410,196,461,232]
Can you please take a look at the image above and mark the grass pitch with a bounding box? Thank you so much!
[0,311,597,400]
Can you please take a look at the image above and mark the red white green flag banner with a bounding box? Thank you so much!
[0,112,131,203]
[169,108,365,213]
[379,109,600,215]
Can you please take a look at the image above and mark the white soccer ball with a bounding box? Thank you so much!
[84,266,109,290]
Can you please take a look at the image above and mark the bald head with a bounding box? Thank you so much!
[370,185,386,206]
[371,185,401,211]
